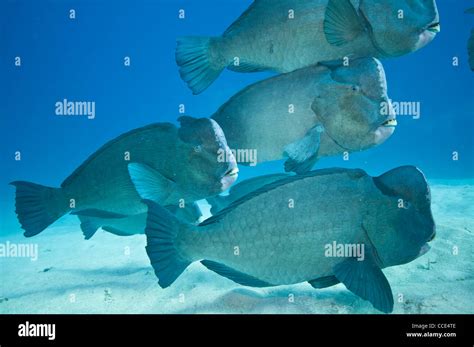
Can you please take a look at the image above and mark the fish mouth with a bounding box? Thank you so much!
[382,119,398,128]
[224,167,239,178]
[426,22,441,34]
[220,167,239,191]
[374,120,396,145]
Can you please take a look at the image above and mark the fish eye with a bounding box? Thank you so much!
[351,85,361,92]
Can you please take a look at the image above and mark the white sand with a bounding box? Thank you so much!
[1,181,473,314]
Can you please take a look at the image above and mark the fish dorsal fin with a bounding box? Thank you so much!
[333,247,394,313]
[61,123,176,188]
[200,168,363,226]
[223,1,266,37]
[228,173,291,198]
[323,0,366,46]
[201,260,274,287]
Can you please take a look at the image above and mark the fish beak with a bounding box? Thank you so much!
[382,119,398,128]
[427,22,441,34]
[225,167,239,178]
[220,167,239,191]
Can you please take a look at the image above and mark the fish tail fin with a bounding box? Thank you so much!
[176,36,226,95]
[143,199,194,288]
[10,181,68,237]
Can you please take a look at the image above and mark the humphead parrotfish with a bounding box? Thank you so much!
[11,117,239,239]
[212,57,397,174]
[207,173,291,215]
[176,0,440,94]
[143,166,435,313]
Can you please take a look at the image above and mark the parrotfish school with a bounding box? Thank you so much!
[2,0,473,317]
[176,0,440,94]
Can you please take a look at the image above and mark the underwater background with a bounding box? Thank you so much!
[0,0,473,313]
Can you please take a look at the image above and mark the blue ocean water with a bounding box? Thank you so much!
[0,0,473,314]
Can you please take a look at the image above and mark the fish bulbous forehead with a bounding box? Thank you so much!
[359,0,439,56]
[178,116,229,150]
[360,0,438,22]
[330,58,388,99]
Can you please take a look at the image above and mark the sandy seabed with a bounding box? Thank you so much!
[1,181,473,314]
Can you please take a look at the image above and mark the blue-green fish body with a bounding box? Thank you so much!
[11,117,238,239]
[144,166,435,313]
[177,0,440,94]
[212,57,397,174]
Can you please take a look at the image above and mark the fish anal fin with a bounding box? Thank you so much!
[201,260,274,288]
[308,275,340,289]
[102,226,134,237]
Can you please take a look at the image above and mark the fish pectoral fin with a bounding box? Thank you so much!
[323,0,366,46]
[283,125,323,174]
[333,249,394,313]
[308,276,340,289]
[284,154,319,175]
[128,163,175,202]
[71,209,128,219]
[200,260,274,288]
